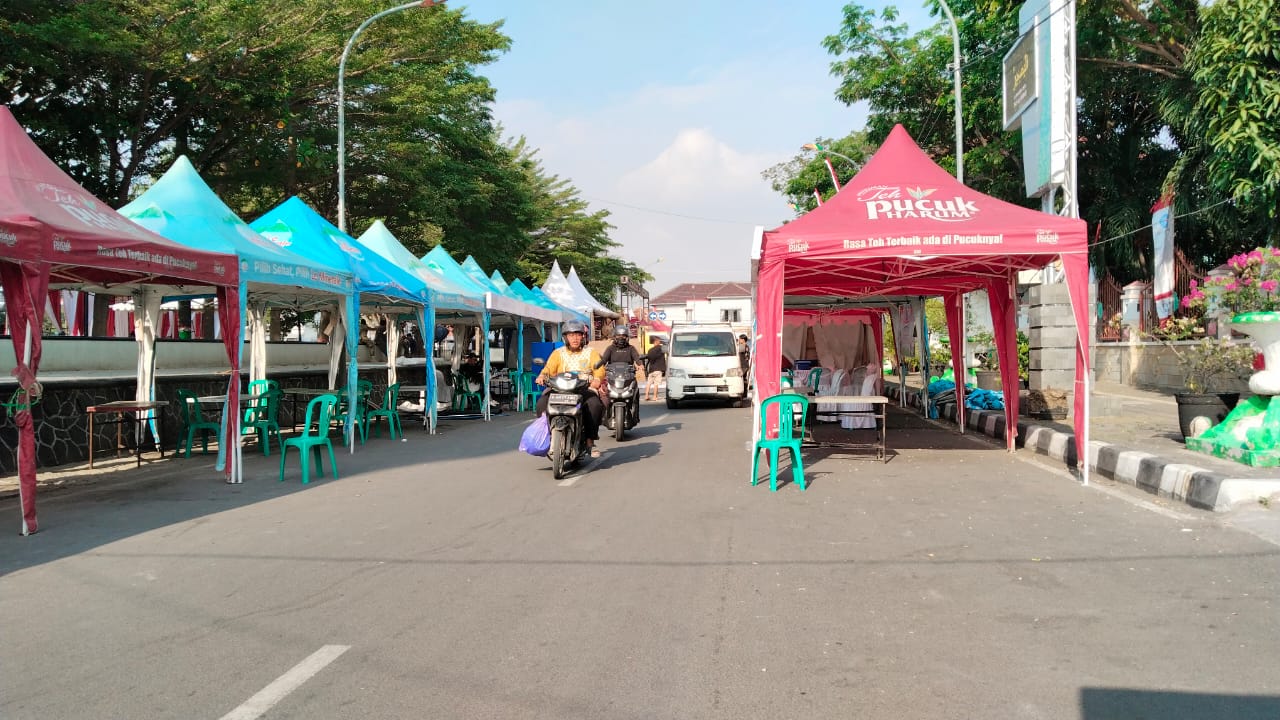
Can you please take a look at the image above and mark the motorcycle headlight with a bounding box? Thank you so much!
[726,368,743,377]
[668,369,686,378]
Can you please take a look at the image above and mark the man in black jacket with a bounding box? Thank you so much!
[643,336,667,401]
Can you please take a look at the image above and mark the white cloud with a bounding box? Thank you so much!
[491,53,858,293]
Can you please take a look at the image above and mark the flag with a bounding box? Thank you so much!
[1151,194,1175,319]
[823,157,841,192]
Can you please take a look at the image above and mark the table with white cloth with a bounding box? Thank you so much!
[396,384,429,426]
[803,394,889,462]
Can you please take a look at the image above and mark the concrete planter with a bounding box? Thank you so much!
[975,370,1002,391]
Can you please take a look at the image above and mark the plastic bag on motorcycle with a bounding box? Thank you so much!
[519,415,552,456]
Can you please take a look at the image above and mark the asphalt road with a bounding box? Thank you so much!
[2,401,1279,719]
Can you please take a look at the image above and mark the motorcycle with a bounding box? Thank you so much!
[544,372,592,479]
[601,361,640,441]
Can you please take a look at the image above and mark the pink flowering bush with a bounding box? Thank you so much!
[1182,247,1280,315]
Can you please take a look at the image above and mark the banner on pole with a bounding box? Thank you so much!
[1151,194,1175,320]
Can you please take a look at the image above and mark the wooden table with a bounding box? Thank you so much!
[804,395,889,462]
[85,400,170,469]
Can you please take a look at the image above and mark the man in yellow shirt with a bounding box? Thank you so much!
[536,319,606,457]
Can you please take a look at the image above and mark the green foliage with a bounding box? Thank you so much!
[1166,0,1280,230]
[766,1,1276,284]
[1016,329,1029,382]
[819,1,1025,201]
[1182,247,1280,315]
[0,0,640,300]
[762,133,877,212]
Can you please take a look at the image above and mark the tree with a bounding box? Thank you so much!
[761,133,877,213]
[1,1,646,301]
[507,136,650,306]
[787,1,1235,284]
[1160,0,1280,257]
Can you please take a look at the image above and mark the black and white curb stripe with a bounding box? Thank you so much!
[886,385,1246,512]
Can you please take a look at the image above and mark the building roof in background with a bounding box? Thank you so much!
[651,282,752,305]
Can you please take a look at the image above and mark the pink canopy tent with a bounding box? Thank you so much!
[0,106,240,534]
[755,125,1090,473]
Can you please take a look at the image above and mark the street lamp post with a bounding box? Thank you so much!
[936,0,964,184]
[801,143,858,171]
[337,0,444,233]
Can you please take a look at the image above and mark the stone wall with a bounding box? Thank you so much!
[1026,283,1078,393]
[0,365,427,476]
[1094,341,1251,394]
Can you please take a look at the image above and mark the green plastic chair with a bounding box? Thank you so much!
[177,389,220,457]
[367,382,403,440]
[280,393,339,484]
[806,367,824,394]
[452,372,483,412]
[242,387,282,456]
[519,371,541,412]
[242,379,279,425]
[751,393,810,491]
[334,379,373,446]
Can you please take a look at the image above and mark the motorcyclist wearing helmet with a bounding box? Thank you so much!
[535,319,606,456]
[597,324,642,367]
[597,324,643,424]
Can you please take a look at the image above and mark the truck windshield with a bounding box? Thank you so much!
[671,333,736,357]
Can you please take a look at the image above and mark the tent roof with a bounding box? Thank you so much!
[542,260,618,318]
[0,107,237,290]
[761,124,1087,301]
[460,256,563,322]
[421,246,498,303]
[356,220,484,313]
[507,278,589,326]
[566,265,619,317]
[251,197,427,307]
[119,156,350,297]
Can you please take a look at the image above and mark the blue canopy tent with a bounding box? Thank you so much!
[508,277,589,332]
[251,197,430,447]
[119,156,355,482]
[356,220,486,431]
[421,246,499,420]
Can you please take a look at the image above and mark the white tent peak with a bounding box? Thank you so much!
[566,266,619,318]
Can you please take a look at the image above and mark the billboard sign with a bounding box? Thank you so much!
[1002,31,1036,130]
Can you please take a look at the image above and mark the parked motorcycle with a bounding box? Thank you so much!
[602,361,640,441]
[544,372,592,479]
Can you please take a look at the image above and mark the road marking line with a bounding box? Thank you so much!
[558,476,579,487]
[218,644,350,720]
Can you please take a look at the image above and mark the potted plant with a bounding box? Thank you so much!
[968,330,1002,391]
[1183,247,1280,396]
[1148,314,1256,440]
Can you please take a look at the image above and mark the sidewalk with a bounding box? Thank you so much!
[887,379,1280,512]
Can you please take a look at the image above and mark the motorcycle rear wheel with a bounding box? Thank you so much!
[550,427,567,479]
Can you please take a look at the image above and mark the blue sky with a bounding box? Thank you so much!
[457,1,938,296]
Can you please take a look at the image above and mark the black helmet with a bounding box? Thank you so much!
[562,319,588,336]
[612,325,630,347]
